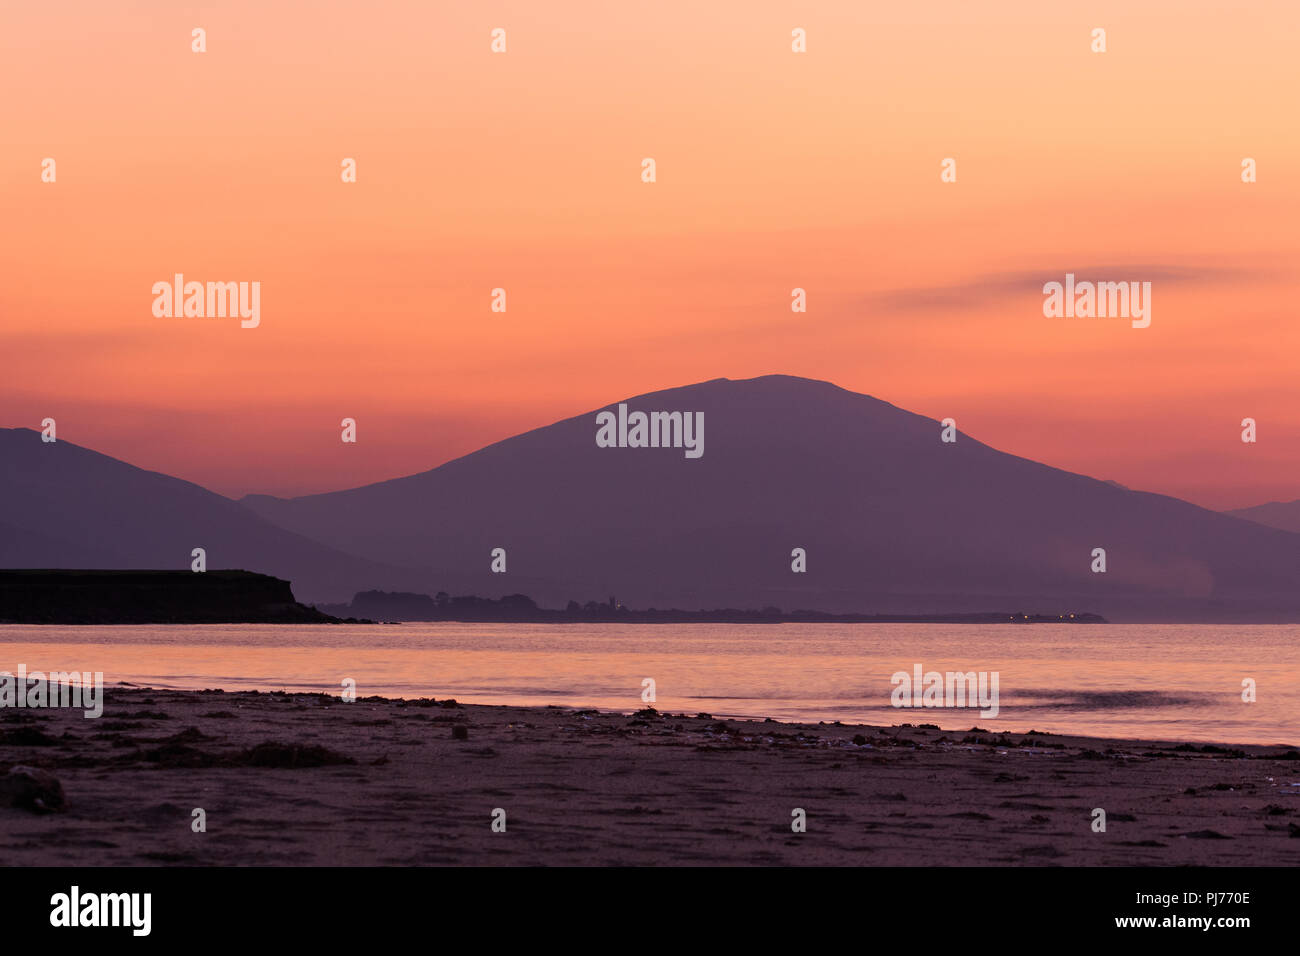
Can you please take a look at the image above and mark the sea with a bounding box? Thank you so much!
[2,622,1296,745]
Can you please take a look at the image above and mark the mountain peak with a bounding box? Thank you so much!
[234,377,1300,622]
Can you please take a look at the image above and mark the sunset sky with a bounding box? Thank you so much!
[3,0,1296,510]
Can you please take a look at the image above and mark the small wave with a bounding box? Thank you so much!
[1011,689,1208,711]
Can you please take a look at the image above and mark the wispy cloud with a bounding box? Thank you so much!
[866,264,1264,314]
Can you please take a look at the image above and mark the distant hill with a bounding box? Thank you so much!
[0,428,419,602]
[317,588,1107,624]
[238,375,1300,622]
[1227,499,1300,534]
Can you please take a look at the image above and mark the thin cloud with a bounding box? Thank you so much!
[867,264,1264,314]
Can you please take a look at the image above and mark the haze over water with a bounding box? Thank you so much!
[2,623,1296,746]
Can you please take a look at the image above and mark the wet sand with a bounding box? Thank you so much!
[2,687,1298,865]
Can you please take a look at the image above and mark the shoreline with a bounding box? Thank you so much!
[3,687,1298,866]
[96,683,1300,752]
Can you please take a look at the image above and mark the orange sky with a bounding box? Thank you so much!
[2,0,1297,509]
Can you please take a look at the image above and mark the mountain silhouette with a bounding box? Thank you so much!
[232,375,1300,622]
[6,378,1298,620]
[0,427,421,599]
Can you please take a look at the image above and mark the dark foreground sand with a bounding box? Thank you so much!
[3,688,1298,865]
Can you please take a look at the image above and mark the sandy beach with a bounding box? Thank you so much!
[2,687,1298,866]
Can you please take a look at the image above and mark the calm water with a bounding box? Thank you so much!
[2,623,1296,745]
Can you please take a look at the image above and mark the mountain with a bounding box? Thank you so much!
[7,378,1299,621]
[0,427,421,602]
[1228,500,1300,534]
[238,375,1300,622]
